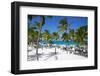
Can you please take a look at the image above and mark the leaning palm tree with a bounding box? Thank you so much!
[52,32,59,54]
[34,21,43,60]
[28,15,52,60]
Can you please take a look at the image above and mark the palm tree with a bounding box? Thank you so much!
[28,27,38,46]
[52,32,59,54]
[75,25,87,45]
[58,18,68,34]
[42,30,51,48]
[57,18,71,42]
[69,29,75,40]
[34,21,43,60]
[28,15,52,60]
[28,27,34,45]
[61,32,70,41]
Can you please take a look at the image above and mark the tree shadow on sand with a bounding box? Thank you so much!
[27,53,43,61]
[43,52,58,61]
[27,52,59,61]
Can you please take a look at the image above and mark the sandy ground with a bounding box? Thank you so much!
[27,47,87,61]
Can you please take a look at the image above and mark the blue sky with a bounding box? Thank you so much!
[28,15,88,34]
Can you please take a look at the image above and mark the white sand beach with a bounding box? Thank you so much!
[27,46,87,61]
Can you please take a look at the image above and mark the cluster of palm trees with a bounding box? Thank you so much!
[28,15,87,60]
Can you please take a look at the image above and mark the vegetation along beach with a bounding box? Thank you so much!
[27,15,88,61]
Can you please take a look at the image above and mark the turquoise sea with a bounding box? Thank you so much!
[40,40,78,46]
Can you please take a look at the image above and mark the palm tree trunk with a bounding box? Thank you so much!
[36,16,45,61]
[55,46,56,54]
[46,39,48,49]
[36,28,41,60]
[41,39,43,50]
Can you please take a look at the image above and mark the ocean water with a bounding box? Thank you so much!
[40,40,78,46]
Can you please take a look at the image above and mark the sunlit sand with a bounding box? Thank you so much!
[27,47,87,61]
